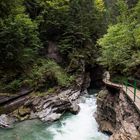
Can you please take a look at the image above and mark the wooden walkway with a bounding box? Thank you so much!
[103,79,140,113]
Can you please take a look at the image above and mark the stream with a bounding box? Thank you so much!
[0,92,109,140]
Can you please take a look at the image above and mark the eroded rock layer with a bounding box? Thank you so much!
[0,73,90,128]
[96,88,140,140]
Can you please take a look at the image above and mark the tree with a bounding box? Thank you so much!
[98,0,140,75]
[0,14,41,71]
[24,0,43,19]
[0,0,24,18]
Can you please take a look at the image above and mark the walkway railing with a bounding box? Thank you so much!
[104,77,140,113]
[110,78,140,102]
[124,78,140,102]
[104,77,140,102]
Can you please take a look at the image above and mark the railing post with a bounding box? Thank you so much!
[134,80,136,102]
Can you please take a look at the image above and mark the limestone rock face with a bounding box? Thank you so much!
[46,41,62,63]
[32,89,81,122]
[0,114,14,128]
[41,113,62,122]
[9,88,83,122]
[98,120,114,134]
[110,121,140,140]
[12,106,31,121]
[96,88,140,140]
[0,71,91,126]
[69,103,80,115]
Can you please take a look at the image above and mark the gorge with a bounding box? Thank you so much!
[0,93,109,140]
[0,0,140,140]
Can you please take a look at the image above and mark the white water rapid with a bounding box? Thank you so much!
[46,95,109,140]
[0,94,109,140]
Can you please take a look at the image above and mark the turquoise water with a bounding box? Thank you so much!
[0,95,109,140]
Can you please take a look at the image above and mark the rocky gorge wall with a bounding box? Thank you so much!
[0,73,91,128]
[96,86,140,140]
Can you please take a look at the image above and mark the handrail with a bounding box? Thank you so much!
[136,95,140,100]
[109,77,140,103]
[127,83,133,87]
[127,88,134,94]
[127,78,140,83]
[121,78,139,102]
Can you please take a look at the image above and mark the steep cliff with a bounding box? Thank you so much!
[96,87,140,140]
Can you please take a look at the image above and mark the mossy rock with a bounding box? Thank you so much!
[18,106,30,116]
[12,106,31,121]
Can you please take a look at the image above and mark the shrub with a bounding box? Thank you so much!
[24,59,74,90]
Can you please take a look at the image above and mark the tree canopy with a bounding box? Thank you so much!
[98,0,140,77]
[0,0,140,92]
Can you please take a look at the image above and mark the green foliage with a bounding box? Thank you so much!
[58,32,88,55]
[0,0,107,92]
[0,0,24,18]
[24,0,43,19]
[38,0,69,42]
[47,88,56,94]
[104,0,131,24]
[0,14,41,70]
[98,0,140,75]
[4,80,22,92]
[24,59,74,90]
[0,79,22,92]
[95,0,106,12]
[116,0,129,22]
[111,75,127,84]
[68,0,105,37]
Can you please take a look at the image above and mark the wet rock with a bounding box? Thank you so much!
[69,103,80,115]
[11,106,31,121]
[29,111,37,119]
[75,73,91,90]
[97,89,108,101]
[20,89,82,122]
[37,108,52,119]
[18,106,30,116]
[0,114,14,128]
[69,91,81,101]
[42,113,62,122]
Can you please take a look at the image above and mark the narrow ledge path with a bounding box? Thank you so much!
[103,79,140,114]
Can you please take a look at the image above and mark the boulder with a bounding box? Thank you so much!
[0,114,14,128]
[41,113,62,122]
[69,103,80,115]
